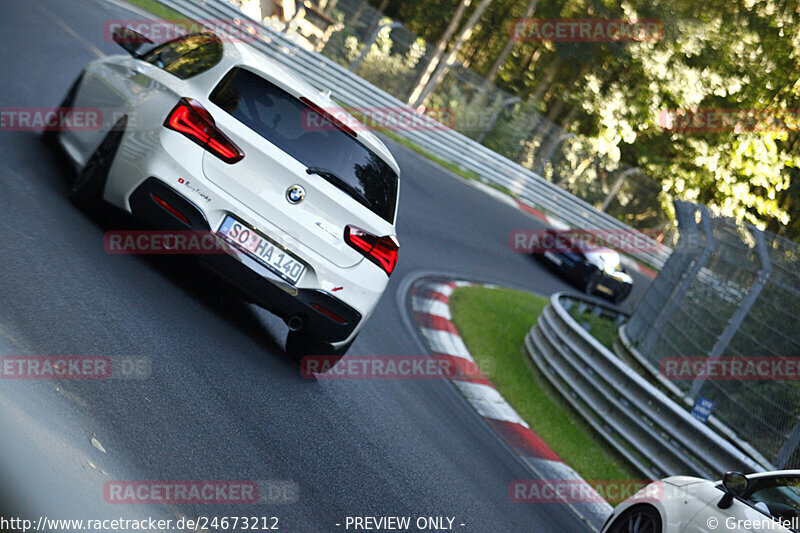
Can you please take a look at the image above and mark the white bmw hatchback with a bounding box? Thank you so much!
[46,29,401,363]
[602,470,800,533]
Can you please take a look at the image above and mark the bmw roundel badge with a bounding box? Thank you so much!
[286,184,306,204]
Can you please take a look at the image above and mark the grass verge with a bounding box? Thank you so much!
[379,131,480,181]
[380,131,520,197]
[449,285,638,485]
[568,306,618,351]
[119,0,189,20]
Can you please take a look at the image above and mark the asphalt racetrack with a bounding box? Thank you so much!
[0,1,652,530]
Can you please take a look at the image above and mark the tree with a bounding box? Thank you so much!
[476,0,539,98]
[405,0,472,105]
[409,0,494,108]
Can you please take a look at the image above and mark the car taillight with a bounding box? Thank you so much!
[344,225,398,276]
[164,97,244,164]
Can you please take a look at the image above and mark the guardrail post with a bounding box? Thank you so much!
[688,225,773,401]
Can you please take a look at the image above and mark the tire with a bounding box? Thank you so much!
[606,505,662,533]
[70,118,126,211]
[613,285,631,305]
[42,73,84,147]
[584,270,602,295]
[285,330,355,372]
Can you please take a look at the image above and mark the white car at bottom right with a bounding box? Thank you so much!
[602,470,800,533]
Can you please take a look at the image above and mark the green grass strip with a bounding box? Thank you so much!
[120,0,190,21]
[449,285,638,485]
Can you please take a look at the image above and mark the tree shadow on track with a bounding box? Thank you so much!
[38,133,304,378]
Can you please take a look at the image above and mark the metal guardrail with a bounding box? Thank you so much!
[614,324,775,470]
[155,0,671,269]
[525,292,766,480]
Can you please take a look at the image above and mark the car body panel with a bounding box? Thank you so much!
[535,233,633,303]
[603,472,798,533]
[54,34,400,347]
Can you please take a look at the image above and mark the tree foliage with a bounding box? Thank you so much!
[369,0,800,238]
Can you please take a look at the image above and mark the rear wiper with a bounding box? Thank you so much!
[306,166,372,208]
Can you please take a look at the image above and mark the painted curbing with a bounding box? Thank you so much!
[409,278,613,531]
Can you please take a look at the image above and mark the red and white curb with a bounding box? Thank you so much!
[410,278,613,528]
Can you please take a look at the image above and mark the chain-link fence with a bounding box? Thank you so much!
[233,0,672,236]
[626,200,800,467]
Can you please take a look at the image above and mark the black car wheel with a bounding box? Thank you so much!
[613,284,632,305]
[584,270,602,295]
[606,505,662,533]
[70,117,126,210]
[42,72,84,147]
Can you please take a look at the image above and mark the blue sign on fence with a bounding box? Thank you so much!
[691,397,715,423]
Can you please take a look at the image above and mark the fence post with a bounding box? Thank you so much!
[626,201,696,343]
[688,225,773,401]
[281,4,305,33]
[775,417,800,469]
[349,21,403,71]
[535,132,574,175]
[640,204,715,355]
[475,96,520,142]
[599,167,640,212]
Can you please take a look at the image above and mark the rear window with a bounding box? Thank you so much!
[209,67,398,223]
[141,33,223,80]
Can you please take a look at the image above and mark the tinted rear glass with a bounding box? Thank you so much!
[141,33,223,80]
[210,67,398,223]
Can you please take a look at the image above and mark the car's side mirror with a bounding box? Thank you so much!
[718,471,749,509]
[111,27,154,58]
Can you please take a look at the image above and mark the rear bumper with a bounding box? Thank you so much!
[538,253,632,299]
[129,178,362,343]
[595,275,632,299]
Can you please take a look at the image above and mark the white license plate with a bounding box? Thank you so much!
[217,216,306,285]
[544,252,562,266]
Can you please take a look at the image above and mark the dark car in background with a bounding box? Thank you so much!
[534,229,634,304]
